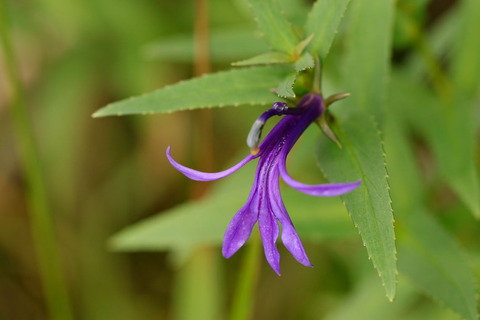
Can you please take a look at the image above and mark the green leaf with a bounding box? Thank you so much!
[320,0,396,300]
[305,0,351,59]
[384,94,478,319]
[384,80,425,214]
[275,72,297,98]
[249,0,299,54]
[109,156,354,253]
[294,52,314,72]
[397,208,478,320]
[447,0,480,216]
[391,72,480,217]
[343,0,395,119]
[93,66,290,117]
[393,1,480,217]
[293,34,314,57]
[452,0,480,97]
[318,111,396,301]
[231,51,291,66]
[144,27,269,63]
[434,101,480,217]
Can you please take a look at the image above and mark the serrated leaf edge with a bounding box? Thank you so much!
[319,115,397,300]
[93,66,285,117]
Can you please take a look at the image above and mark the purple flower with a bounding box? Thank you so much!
[166,93,360,274]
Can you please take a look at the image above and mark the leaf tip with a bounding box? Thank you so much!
[92,109,106,118]
[387,292,395,302]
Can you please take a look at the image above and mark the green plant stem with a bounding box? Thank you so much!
[0,2,74,320]
[228,233,262,320]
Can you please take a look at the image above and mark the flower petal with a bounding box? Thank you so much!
[258,205,281,275]
[222,203,258,259]
[279,162,361,196]
[166,146,254,181]
[268,169,312,267]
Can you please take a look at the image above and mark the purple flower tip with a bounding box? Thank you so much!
[166,93,360,274]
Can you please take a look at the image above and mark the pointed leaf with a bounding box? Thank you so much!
[249,0,299,54]
[305,0,351,59]
[293,34,314,57]
[232,52,291,66]
[318,111,396,301]
[321,0,397,300]
[343,0,394,120]
[93,66,290,117]
[275,73,297,98]
[294,52,314,72]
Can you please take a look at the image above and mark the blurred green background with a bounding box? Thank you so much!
[1,0,479,319]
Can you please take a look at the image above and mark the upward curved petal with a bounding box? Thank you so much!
[166,146,254,181]
[279,161,361,196]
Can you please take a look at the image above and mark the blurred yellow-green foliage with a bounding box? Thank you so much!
[1,0,479,319]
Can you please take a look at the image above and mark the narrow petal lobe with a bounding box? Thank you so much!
[166,146,254,181]
[269,169,312,267]
[258,206,281,275]
[280,162,361,196]
[222,204,259,259]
